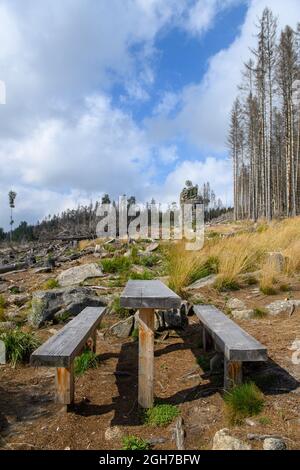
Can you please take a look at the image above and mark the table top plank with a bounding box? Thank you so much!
[120,280,181,309]
[30,307,106,368]
[194,305,267,362]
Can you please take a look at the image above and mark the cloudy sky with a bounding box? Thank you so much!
[0,0,299,229]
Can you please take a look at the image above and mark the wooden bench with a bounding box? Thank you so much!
[30,306,106,409]
[194,305,267,390]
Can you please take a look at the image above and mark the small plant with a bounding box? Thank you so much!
[279,284,290,292]
[111,296,132,318]
[43,278,59,290]
[9,286,20,294]
[122,436,150,450]
[101,256,131,274]
[224,382,265,425]
[253,307,267,318]
[258,416,271,426]
[197,355,210,371]
[214,277,240,292]
[139,254,160,267]
[144,404,179,427]
[259,285,277,295]
[129,270,154,280]
[245,275,258,286]
[0,329,40,367]
[74,349,99,376]
[131,327,139,341]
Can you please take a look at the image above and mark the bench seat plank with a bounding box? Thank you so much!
[120,280,181,309]
[31,307,106,368]
[194,305,267,362]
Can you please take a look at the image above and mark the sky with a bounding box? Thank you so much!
[0,0,299,230]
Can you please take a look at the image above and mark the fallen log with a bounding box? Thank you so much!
[0,263,28,274]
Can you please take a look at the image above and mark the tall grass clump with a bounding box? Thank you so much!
[0,329,40,367]
[224,382,265,425]
[74,349,99,376]
[101,256,132,274]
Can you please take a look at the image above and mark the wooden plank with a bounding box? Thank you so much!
[120,280,181,309]
[224,359,243,390]
[194,305,267,362]
[138,308,154,408]
[55,364,74,405]
[30,307,106,367]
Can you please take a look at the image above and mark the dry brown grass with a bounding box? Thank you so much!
[167,217,300,293]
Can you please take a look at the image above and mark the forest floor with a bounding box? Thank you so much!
[0,222,300,450]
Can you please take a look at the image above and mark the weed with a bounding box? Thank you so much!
[0,329,40,367]
[43,278,59,290]
[131,327,139,341]
[224,382,265,425]
[129,270,155,280]
[101,256,131,274]
[144,404,179,427]
[122,436,150,450]
[74,349,99,376]
[253,307,267,318]
[258,416,271,426]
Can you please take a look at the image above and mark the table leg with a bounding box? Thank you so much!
[138,308,155,408]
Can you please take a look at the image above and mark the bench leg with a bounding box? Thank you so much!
[202,327,213,352]
[138,308,154,409]
[55,365,74,409]
[224,358,242,390]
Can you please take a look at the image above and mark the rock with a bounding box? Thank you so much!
[109,316,134,338]
[0,339,6,364]
[212,429,251,450]
[104,426,123,441]
[34,267,52,274]
[266,300,300,316]
[227,298,246,310]
[263,438,286,450]
[146,242,159,253]
[56,263,103,287]
[7,293,30,307]
[231,309,255,320]
[266,252,286,273]
[29,287,107,328]
[0,321,16,332]
[131,265,146,275]
[187,275,217,290]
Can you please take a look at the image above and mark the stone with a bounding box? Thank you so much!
[104,426,123,441]
[34,267,52,274]
[212,429,251,450]
[263,438,286,450]
[56,263,103,287]
[266,252,286,273]
[7,293,30,307]
[231,309,255,320]
[187,275,217,290]
[266,300,300,316]
[29,287,107,328]
[227,298,246,310]
[109,316,134,338]
[146,242,159,253]
[0,339,6,364]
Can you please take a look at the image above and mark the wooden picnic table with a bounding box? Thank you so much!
[120,280,181,408]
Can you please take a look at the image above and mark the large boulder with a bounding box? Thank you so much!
[263,438,286,450]
[56,263,103,287]
[212,429,251,450]
[187,275,217,290]
[29,287,107,328]
[266,300,300,316]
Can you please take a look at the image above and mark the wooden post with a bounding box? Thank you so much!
[55,364,74,408]
[224,358,242,390]
[138,308,154,409]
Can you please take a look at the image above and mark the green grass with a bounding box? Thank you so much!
[253,307,267,318]
[74,350,99,376]
[0,329,40,367]
[214,278,240,292]
[43,278,59,290]
[129,270,155,280]
[131,327,139,341]
[224,382,265,425]
[189,256,219,285]
[258,416,271,426]
[139,254,160,267]
[111,296,132,318]
[0,296,6,321]
[197,355,210,371]
[101,256,132,274]
[122,436,150,450]
[260,285,277,295]
[144,404,179,427]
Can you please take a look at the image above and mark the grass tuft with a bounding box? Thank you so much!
[253,307,267,318]
[0,329,40,367]
[144,404,179,427]
[43,278,59,290]
[122,436,150,450]
[224,382,265,425]
[74,349,99,376]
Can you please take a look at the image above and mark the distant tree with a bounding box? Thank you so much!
[8,190,17,242]
[101,194,111,204]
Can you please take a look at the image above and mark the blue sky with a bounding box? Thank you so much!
[0,0,299,229]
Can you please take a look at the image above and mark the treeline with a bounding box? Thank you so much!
[0,190,230,242]
[229,8,300,220]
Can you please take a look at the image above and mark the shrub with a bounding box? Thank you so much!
[144,404,179,427]
[122,436,150,450]
[0,329,40,367]
[43,278,59,290]
[258,416,271,426]
[74,350,99,376]
[224,382,265,425]
[214,277,240,292]
[101,256,131,274]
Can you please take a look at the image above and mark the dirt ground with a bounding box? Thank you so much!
[1,278,300,450]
